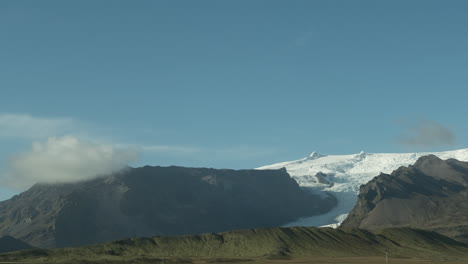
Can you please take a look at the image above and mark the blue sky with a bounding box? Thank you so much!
[1,1,468,199]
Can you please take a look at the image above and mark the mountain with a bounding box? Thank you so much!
[341,155,468,243]
[1,227,467,263]
[258,149,468,227]
[0,166,335,248]
[0,236,32,253]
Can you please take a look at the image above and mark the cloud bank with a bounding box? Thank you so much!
[397,119,456,148]
[4,136,138,190]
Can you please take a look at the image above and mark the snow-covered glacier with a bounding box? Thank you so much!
[257,149,468,227]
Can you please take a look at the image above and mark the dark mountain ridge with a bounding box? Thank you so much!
[0,166,336,248]
[341,155,468,242]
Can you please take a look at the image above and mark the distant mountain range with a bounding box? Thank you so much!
[0,166,335,248]
[258,148,468,227]
[2,148,468,256]
[341,155,468,243]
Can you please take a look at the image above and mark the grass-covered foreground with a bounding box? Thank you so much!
[1,227,467,263]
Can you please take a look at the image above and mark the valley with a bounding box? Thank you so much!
[258,149,468,227]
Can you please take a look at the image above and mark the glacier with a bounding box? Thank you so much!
[257,149,468,227]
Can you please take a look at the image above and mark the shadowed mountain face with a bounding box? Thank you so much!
[0,166,336,248]
[341,155,468,242]
[0,236,32,253]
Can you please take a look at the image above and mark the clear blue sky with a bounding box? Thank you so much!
[1,1,468,199]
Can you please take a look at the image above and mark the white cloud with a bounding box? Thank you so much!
[0,113,76,139]
[4,136,139,190]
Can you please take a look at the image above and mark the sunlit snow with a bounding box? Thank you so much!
[258,149,468,227]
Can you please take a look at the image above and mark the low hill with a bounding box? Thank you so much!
[0,227,467,263]
[341,155,468,242]
[0,236,33,253]
[0,166,336,248]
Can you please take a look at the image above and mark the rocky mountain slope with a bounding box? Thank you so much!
[0,166,335,248]
[341,155,468,242]
[0,236,32,253]
[258,149,468,227]
[1,227,467,263]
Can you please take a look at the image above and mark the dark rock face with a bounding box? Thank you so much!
[315,172,333,186]
[0,236,32,253]
[341,155,468,242]
[0,166,336,248]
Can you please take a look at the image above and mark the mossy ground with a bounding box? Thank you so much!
[2,256,468,264]
[1,227,467,264]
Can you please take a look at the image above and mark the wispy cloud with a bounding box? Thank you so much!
[0,113,277,190]
[396,119,457,148]
[0,113,139,190]
[3,136,138,190]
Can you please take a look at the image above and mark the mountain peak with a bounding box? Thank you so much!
[411,154,468,185]
[355,151,366,160]
[341,156,468,243]
[413,154,442,168]
[308,151,324,160]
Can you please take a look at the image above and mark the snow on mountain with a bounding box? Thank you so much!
[257,148,468,228]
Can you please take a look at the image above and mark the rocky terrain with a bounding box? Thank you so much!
[341,155,468,242]
[0,166,335,248]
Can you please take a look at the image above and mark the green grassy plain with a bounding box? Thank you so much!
[2,256,468,264]
[1,227,467,264]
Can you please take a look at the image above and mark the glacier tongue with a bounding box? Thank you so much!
[257,148,468,227]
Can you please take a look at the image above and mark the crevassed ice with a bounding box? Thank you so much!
[257,149,468,227]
